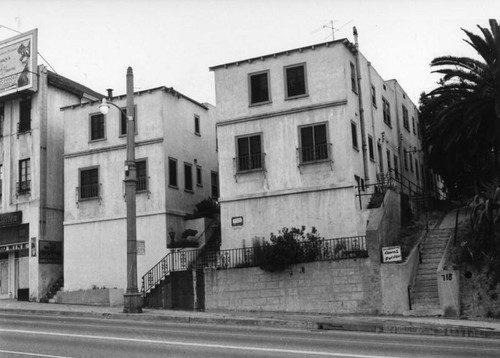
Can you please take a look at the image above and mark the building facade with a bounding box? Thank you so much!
[210,37,424,249]
[62,86,218,292]
[0,29,103,301]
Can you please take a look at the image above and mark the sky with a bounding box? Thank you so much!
[1,0,498,106]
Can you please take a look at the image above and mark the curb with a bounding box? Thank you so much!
[317,321,500,339]
[2,307,499,339]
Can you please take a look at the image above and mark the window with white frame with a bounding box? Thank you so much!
[79,167,99,200]
[284,63,307,98]
[17,159,30,195]
[236,134,263,172]
[194,115,200,135]
[90,113,105,141]
[299,123,329,164]
[249,71,270,105]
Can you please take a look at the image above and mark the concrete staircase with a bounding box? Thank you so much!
[409,228,452,315]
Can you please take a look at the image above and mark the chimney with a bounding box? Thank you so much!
[106,88,113,99]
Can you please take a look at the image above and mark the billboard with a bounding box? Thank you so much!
[0,29,38,98]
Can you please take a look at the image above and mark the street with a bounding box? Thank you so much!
[0,313,499,358]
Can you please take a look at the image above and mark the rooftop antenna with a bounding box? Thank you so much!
[0,24,58,74]
[311,20,353,41]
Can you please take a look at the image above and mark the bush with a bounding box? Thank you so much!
[258,226,323,272]
[187,198,220,219]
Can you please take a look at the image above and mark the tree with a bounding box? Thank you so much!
[420,19,500,196]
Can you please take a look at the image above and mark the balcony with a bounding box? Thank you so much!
[78,183,100,200]
[233,153,266,174]
[136,176,148,192]
[16,180,31,195]
[297,143,332,165]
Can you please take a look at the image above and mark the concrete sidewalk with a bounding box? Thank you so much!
[1,299,499,339]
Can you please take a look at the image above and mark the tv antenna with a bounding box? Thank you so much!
[311,20,352,41]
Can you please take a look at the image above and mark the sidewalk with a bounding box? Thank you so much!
[1,299,499,339]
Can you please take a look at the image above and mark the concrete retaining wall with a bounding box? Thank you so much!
[204,259,380,314]
[56,288,124,306]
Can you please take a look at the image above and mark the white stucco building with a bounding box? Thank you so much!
[0,29,103,301]
[210,36,424,249]
[62,86,218,292]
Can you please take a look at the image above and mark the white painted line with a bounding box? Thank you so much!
[0,328,398,358]
[0,350,73,358]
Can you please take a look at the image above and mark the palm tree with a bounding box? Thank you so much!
[421,19,500,195]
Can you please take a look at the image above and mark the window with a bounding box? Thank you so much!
[184,163,193,192]
[377,143,383,173]
[90,113,105,141]
[168,158,178,188]
[136,160,148,192]
[196,165,202,187]
[393,155,399,179]
[194,115,200,135]
[19,99,31,133]
[409,153,414,173]
[80,167,99,200]
[382,98,391,127]
[386,150,391,171]
[299,123,329,164]
[285,64,307,98]
[0,164,3,198]
[403,105,410,131]
[249,71,270,105]
[350,62,357,93]
[404,149,408,171]
[371,85,376,107]
[368,135,374,161]
[120,107,137,136]
[236,134,263,172]
[351,121,358,149]
[415,159,419,181]
[412,116,416,134]
[0,103,4,137]
[211,172,219,199]
[18,159,30,194]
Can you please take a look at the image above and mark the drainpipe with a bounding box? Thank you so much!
[367,61,376,183]
[353,27,369,182]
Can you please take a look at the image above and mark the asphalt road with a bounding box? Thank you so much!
[0,313,499,358]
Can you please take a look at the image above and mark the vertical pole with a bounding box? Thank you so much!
[123,67,142,313]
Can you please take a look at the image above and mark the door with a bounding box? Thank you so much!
[0,261,8,298]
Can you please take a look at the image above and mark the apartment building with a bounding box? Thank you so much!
[210,36,424,249]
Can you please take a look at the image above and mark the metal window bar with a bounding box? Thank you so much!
[297,143,331,164]
[234,153,265,173]
[79,183,99,199]
[136,176,148,192]
[16,180,31,194]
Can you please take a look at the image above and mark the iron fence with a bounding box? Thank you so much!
[141,235,367,294]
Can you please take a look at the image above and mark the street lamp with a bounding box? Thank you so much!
[99,67,142,313]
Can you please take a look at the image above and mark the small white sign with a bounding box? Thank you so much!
[382,245,402,263]
[231,216,243,227]
[137,240,145,255]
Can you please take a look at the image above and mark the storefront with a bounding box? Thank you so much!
[0,211,30,300]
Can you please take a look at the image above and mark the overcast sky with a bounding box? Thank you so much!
[1,0,498,105]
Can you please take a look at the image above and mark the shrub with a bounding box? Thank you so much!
[259,226,323,272]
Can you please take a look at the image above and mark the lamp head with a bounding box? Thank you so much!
[99,98,110,115]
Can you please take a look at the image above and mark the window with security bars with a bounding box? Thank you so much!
[299,123,329,164]
[19,99,31,133]
[136,160,148,192]
[249,71,270,105]
[80,168,99,199]
[236,134,263,172]
[90,113,105,141]
[285,64,307,98]
[18,159,31,194]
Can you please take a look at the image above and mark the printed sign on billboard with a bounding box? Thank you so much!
[0,29,38,98]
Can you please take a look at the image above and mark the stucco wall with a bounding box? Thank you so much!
[204,259,380,314]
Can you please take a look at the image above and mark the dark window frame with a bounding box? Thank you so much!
[403,105,410,131]
[248,70,271,106]
[382,97,391,127]
[0,103,4,137]
[136,159,148,192]
[119,106,138,137]
[194,115,201,136]
[351,121,359,150]
[235,133,264,173]
[89,112,105,141]
[350,62,357,93]
[184,162,193,192]
[368,135,375,161]
[284,63,308,99]
[168,157,178,189]
[210,171,219,199]
[19,98,31,133]
[298,122,330,164]
[79,166,99,200]
[196,165,203,187]
[371,85,377,107]
[18,158,31,195]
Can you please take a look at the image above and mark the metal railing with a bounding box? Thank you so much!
[16,180,31,195]
[297,143,331,165]
[136,176,148,192]
[79,183,100,200]
[234,153,266,173]
[141,235,367,294]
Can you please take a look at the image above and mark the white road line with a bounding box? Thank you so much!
[0,350,73,358]
[0,328,399,358]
